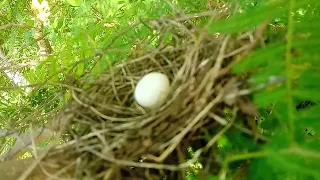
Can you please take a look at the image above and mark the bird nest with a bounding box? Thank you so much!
[18,12,264,180]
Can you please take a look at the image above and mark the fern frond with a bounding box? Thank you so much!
[210,0,320,179]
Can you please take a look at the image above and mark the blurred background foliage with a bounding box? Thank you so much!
[0,0,319,179]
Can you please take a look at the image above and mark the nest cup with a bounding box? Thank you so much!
[37,14,255,180]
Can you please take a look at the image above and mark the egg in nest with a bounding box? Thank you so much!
[134,72,170,108]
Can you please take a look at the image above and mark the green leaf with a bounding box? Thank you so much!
[0,0,8,8]
[208,0,289,33]
[293,88,320,101]
[248,63,285,86]
[296,105,320,130]
[226,130,259,152]
[249,153,320,180]
[249,158,275,180]
[269,152,320,178]
[206,175,219,180]
[91,57,110,75]
[48,57,59,81]
[66,0,82,6]
[75,61,85,77]
[253,86,286,107]
[233,43,286,73]
[217,135,231,149]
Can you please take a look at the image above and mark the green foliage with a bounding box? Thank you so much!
[1,0,320,179]
[0,0,210,129]
[209,1,288,33]
[186,146,203,179]
[206,0,320,179]
[29,87,60,112]
[66,0,82,7]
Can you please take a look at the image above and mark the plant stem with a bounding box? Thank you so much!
[219,150,269,179]
[225,150,269,164]
[285,0,295,141]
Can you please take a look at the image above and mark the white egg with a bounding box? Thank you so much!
[134,72,170,108]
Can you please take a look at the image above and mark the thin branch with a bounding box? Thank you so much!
[83,146,202,171]
[0,23,31,30]
[205,108,237,150]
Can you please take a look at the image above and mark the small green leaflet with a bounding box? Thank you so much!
[49,57,59,81]
[75,61,85,77]
[253,86,286,107]
[233,43,286,73]
[208,0,288,33]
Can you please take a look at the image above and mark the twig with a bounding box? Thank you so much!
[219,150,269,180]
[147,91,224,163]
[233,123,269,142]
[17,148,49,180]
[208,112,228,125]
[0,23,31,30]
[205,108,237,150]
[39,160,76,180]
[83,146,202,171]
[223,44,251,58]
[71,89,148,122]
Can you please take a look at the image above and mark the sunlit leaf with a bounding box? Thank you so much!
[48,57,59,81]
[75,61,85,77]
[66,0,82,6]
[91,57,110,75]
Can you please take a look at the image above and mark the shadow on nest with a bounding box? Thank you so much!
[15,11,268,180]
